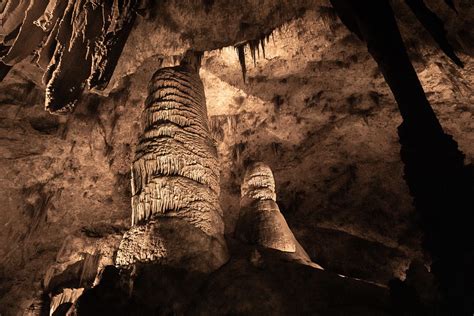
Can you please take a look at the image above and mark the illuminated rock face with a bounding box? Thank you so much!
[237,162,296,252]
[236,162,318,269]
[116,60,228,272]
[241,162,277,203]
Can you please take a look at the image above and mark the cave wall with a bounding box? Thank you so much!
[0,2,473,314]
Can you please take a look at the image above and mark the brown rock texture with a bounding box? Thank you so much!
[0,0,137,113]
[0,0,472,314]
[237,162,295,251]
[116,58,228,272]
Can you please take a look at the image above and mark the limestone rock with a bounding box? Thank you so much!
[117,56,228,272]
[236,162,321,268]
[116,218,228,272]
[0,1,472,314]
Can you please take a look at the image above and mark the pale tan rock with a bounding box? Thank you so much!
[116,218,228,272]
[236,162,322,268]
[117,54,228,272]
[0,0,30,46]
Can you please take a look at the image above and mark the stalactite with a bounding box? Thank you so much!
[1,0,48,66]
[235,31,273,82]
[208,115,226,142]
[87,0,137,90]
[34,0,66,33]
[33,0,67,70]
[44,0,104,113]
[260,36,267,58]
[235,44,247,82]
[226,114,237,134]
[49,288,84,316]
[116,51,228,272]
[35,16,60,70]
[0,0,30,47]
[232,142,246,168]
[405,0,463,67]
[248,39,259,66]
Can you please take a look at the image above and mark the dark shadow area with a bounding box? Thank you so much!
[76,264,209,315]
[76,241,392,316]
[330,0,474,313]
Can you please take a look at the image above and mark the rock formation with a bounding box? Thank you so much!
[0,0,137,113]
[116,51,228,273]
[236,162,322,268]
[0,0,472,314]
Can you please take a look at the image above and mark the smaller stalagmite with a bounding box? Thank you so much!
[116,51,228,273]
[236,162,321,268]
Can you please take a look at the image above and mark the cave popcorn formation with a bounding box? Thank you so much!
[116,52,229,272]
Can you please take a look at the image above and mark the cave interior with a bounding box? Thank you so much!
[0,0,473,315]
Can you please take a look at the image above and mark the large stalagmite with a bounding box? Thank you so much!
[116,52,229,272]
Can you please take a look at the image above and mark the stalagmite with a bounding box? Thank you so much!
[116,51,229,272]
[235,162,322,268]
